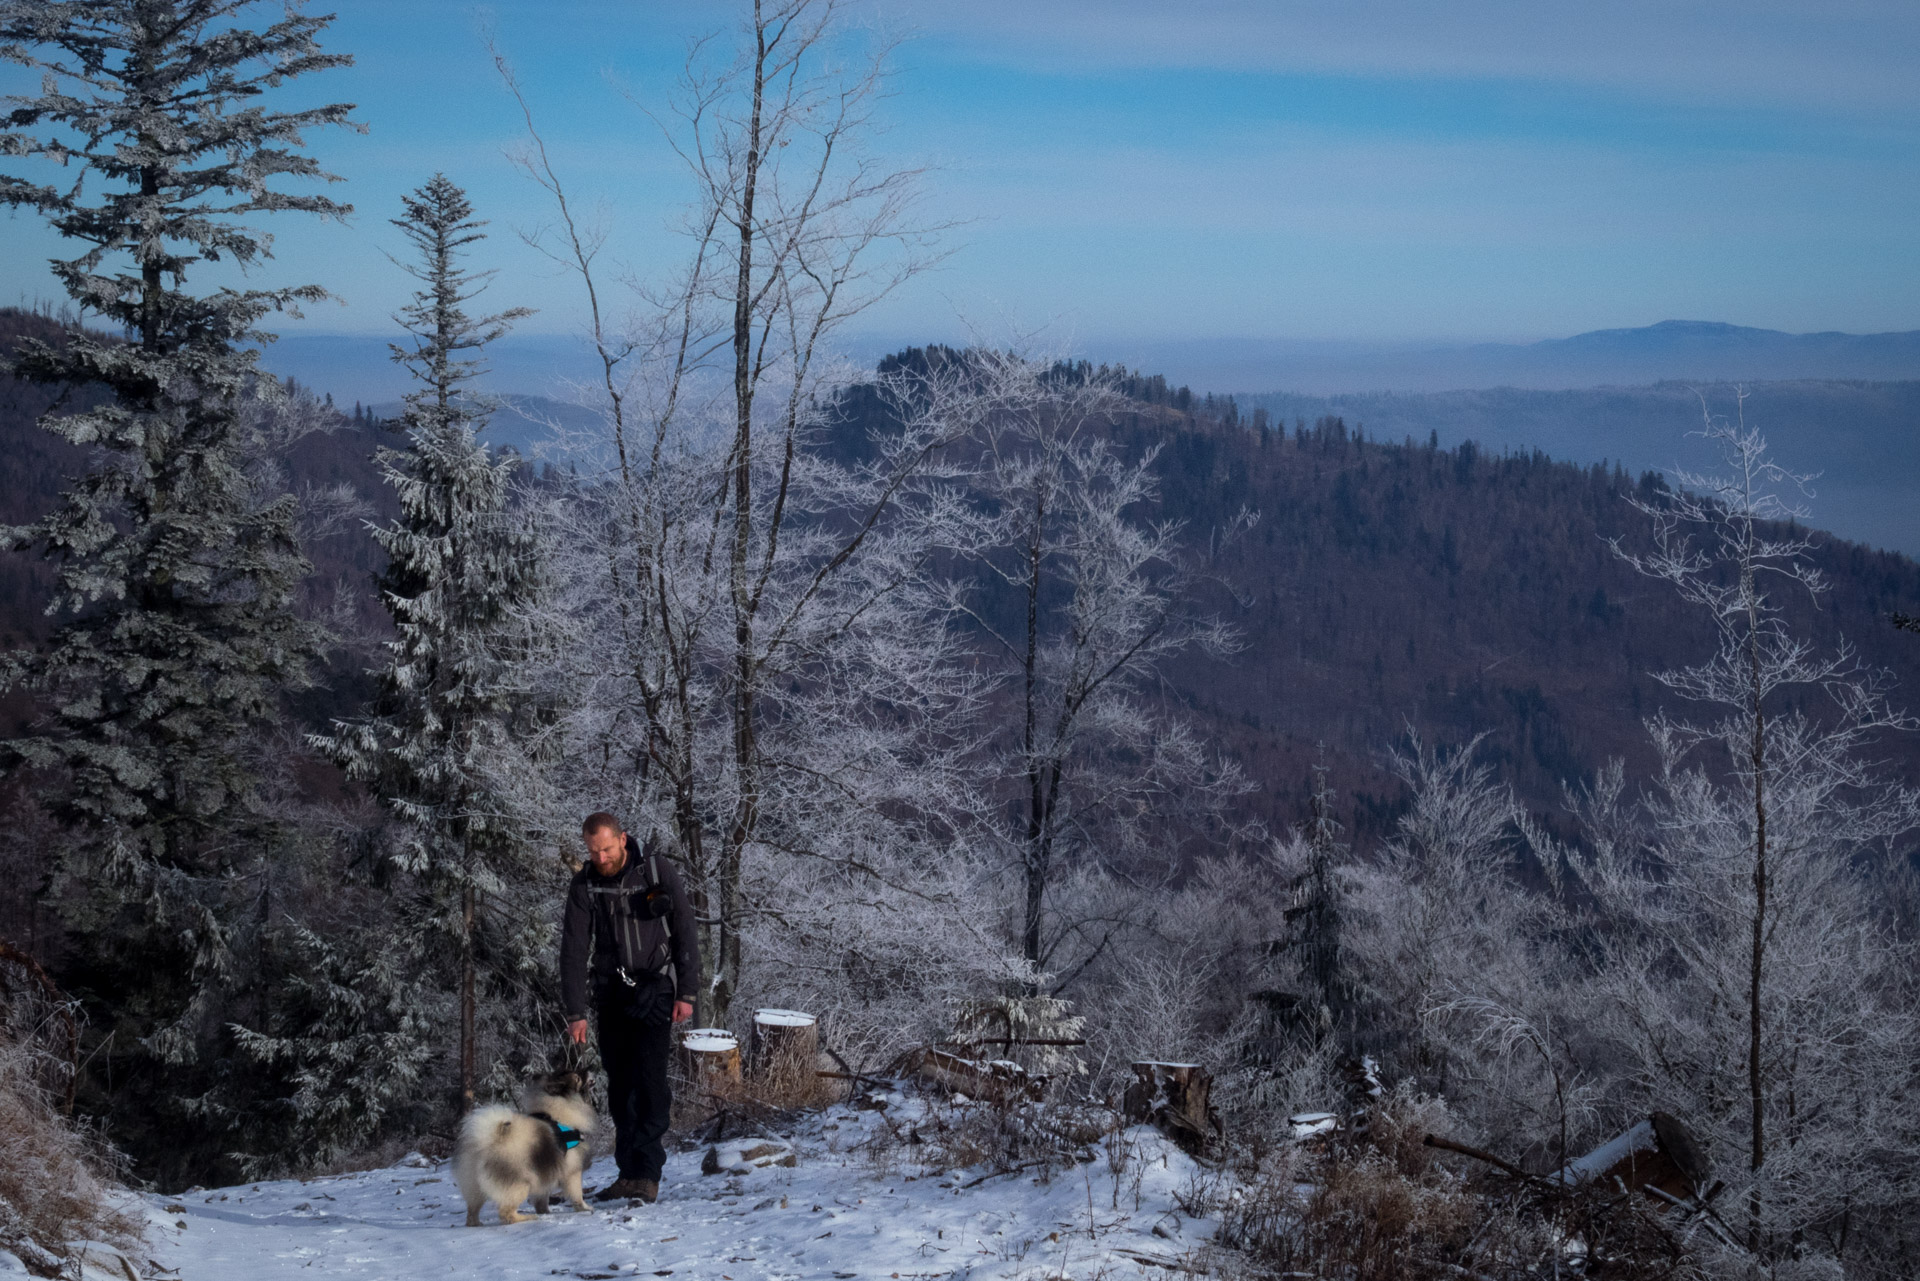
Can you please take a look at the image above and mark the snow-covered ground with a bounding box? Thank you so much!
[119,1102,1219,1280]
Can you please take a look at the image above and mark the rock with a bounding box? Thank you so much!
[66,1239,139,1281]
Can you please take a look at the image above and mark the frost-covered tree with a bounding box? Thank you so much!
[1581,404,1920,1263]
[946,348,1248,979]
[495,0,971,1029]
[0,0,351,1107]
[313,176,547,1111]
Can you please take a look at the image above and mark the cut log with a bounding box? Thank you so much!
[893,1046,1044,1103]
[750,1008,818,1084]
[679,1028,741,1102]
[1557,1111,1709,1202]
[1124,1061,1220,1155]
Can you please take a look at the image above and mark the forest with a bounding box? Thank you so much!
[1,2,1918,1279]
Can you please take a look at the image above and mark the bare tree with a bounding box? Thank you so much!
[494,0,967,1027]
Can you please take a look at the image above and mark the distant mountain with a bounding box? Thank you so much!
[269,319,1920,409]
[1098,321,1920,395]
[1507,320,1920,387]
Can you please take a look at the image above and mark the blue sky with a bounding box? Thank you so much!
[4,0,1918,349]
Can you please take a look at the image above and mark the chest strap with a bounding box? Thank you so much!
[529,1110,583,1151]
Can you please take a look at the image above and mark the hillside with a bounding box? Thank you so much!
[840,351,1920,843]
[7,311,1920,850]
[1238,379,1920,555]
[1140,412,1920,840]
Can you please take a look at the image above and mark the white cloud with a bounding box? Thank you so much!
[891,0,1920,114]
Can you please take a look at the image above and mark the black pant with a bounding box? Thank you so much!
[597,987,674,1181]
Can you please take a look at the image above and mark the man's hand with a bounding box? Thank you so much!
[568,1018,588,1045]
[672,1000,694,1025]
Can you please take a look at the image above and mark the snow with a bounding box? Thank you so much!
[140,1107,1218,1280]
[753,1010,816,1029]
[1286,1112,1339,1140]
[683,1030,739,1053]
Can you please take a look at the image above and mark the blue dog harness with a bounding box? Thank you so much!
[530,1110,583,1151]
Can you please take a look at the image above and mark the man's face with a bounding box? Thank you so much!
[585,826,627,876]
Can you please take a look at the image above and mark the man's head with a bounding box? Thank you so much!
[582,812,627,877]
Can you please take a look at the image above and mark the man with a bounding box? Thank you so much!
[560,812,699,1203]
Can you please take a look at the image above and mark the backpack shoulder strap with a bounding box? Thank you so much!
[647,833,672,944]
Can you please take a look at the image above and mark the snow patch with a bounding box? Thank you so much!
[143,1107,1219,1280]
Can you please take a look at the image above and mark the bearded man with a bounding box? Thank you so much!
[560,812,698,1203]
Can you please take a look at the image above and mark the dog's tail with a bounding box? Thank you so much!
[462,1104,519,1143]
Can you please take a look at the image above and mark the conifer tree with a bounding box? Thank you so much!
[0,0,353,1139]
[316,175,542,1111]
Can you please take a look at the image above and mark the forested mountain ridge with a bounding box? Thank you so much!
[847,348,1920,841]
[1238,378,1920,555]
[7,310,1920,845]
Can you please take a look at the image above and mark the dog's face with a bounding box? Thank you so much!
[534,1069,591,1102]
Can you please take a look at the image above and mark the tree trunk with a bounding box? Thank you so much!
[715,0,769,1036]
[456,883,472,1113]
[1747,613,1768,1248]
[1021,491,1045,971]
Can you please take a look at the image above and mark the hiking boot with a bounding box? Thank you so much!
[593,1178,652,1202]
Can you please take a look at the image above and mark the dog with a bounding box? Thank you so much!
[454,1069,597,1226]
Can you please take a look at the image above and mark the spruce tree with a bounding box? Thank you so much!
[0,0,353,1166]
[316,175,542,1112]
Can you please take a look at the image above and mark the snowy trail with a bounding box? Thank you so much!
[142,1111,1217,1281]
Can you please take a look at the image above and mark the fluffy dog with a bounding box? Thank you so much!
[454,1070,596,1226]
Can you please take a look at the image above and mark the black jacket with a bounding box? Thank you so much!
[560,833,700,1019]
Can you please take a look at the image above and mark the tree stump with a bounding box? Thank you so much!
[680,1028,741,1104]
[751,1009,817,1074]
[1123,1061,1220,1155]
[751,1009,819,1101]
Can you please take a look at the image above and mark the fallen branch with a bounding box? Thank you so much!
[958,1159,1048,1190]
[1111,1248,1208,1274]
[815,1069,894,1089]
[1422,1134,1540,1184]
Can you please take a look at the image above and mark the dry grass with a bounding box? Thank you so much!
[1207,1084,1705,1281]
[0,956,141,1277]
